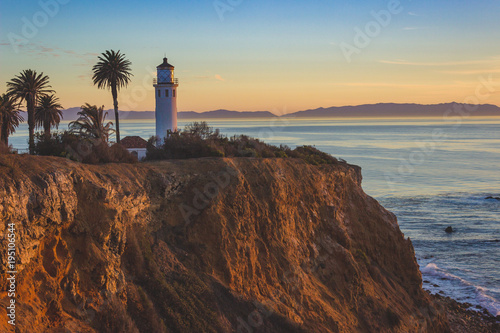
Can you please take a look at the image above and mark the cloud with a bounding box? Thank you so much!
[40,46,54,52]
[34,45,60,58]
[68,51,99,67]
[439,68,500,75]
[379,58,500,66]
[215,74,225,81]
[9,41,98,63]
[408,12,419,16]
[77,74,90,81]
[6,42,61,58]
[331,82,468,88]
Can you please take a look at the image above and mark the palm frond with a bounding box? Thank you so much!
[35,94,63,135]
[69,103,115,142]
[0,94,23,143]
[92,50,133,91]
[6,69,53,152]
[6,69,54,101]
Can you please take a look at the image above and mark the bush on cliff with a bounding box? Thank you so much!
[33,131,137,164]
[33,131,76,157]
[285,145,342,165]
[147,121,343,165]
[146,127,225,160]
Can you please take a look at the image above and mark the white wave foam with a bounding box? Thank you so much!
[476,287,500,317]
[421,262,500,316]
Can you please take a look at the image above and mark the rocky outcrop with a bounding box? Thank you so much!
[0,155,449,332]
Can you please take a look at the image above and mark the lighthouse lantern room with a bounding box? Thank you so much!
[154,57,178,141]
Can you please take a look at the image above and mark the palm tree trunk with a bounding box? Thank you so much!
[44,122,51,139]
[112,85,120,143]
[2,123,8,145]
[27,95,35,154]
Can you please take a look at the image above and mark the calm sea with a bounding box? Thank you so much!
[9,116,500,316]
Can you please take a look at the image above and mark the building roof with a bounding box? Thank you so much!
[157,57,174,69]
[121,136,148,149]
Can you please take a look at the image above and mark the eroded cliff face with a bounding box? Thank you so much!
[0,155,449,332]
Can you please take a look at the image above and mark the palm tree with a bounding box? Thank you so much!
[69,103,114,142]
[0,94,23,146]
[35,94,63,138]
[6,69,53,154]
[92,50,132,143]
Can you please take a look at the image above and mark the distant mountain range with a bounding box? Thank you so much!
[283,103,500,118]
[59,108,276,120]
[58,103,500,121]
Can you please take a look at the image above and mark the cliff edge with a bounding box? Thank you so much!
[0,155,449,332]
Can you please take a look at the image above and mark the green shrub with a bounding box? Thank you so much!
[80,142,137,164]
[287,145,340,165]
[33,131,137,164]
[147,121,344,165]
[33,131,76,157]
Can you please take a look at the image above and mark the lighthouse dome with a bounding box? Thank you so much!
[157,57,174,69]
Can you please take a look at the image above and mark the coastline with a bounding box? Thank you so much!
[2,119,499,331]
[430,293,500,333]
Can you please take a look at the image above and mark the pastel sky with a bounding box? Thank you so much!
[1,0,500,113]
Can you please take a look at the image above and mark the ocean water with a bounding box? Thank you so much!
[9,116,500,316]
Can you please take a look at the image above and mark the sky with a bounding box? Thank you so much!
[1,0,500,114]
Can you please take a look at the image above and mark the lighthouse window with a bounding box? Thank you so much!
[173,89,176,97]
[157,89,160,97]
[165,89,169,97]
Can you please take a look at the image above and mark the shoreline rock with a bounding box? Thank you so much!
[430,293,500,333]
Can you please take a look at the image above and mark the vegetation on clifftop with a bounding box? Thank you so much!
[147,121,344,165]
[6,120,344,166]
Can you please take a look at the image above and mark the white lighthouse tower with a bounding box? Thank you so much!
[154,57,178,141]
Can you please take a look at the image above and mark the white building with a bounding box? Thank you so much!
[154,57,179,141]
[120,136,148,161]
